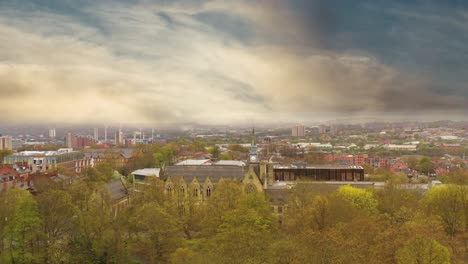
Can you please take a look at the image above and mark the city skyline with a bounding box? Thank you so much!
[0,0,467,126]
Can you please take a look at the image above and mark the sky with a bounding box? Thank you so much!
[0,0,467,126]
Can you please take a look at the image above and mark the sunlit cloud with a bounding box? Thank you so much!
[0,0,466,126]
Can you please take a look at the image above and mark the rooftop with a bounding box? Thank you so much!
[275,165,364,170]
[175,159,246,166]
[176,159,211,166]
[11,148,77,157]
[84,148,136,159]
[131,168,160,177]
[213,160,246,166]
[164,165,246,183]
[107,178,128,201]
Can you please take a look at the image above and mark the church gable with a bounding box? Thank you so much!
[242,166,263,193]
[202,177,214,198]
[164,176,174,194]
[189,177,202,199]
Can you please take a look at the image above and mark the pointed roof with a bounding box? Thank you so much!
[164,165,246,184]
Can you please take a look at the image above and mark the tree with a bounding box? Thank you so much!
[67,183,115,263]
[305,147,326,164]
[441,169,468,185]
[154,152,165,167]
[129,202,181,263]
[84,163,114,182]
[170,248,201,264]
[376,182,418,217]
[191,141,207,152]
[206,193,275,264]
[362,163,375,175]
[209,145,220,159]
[220,153,234,160]
[227,144,248,153]
[405,157,419,171]
[336,185,378,213]
[201,181,243,236]
[2,189,44,264]
[0,149,12,165]
[422,185,468,237]
[418,157,435,175]
[36,190,77,263]
[396,238,450,264]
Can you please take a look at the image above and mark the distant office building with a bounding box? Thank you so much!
[0,135,13,151]
[383,144,417,151]
[65,133,96,149]
[48,128,56,138]
[319,125,330,134]
[94,128,99,141]
[76,136,96,148]
[115,130,124,145]
[124,138,135,148]
[309,126,320,136]
[104,126,108,142]
[292,124,305,137]
[3,148,92,173]
[133,131,144,145]
[66,132,74,148]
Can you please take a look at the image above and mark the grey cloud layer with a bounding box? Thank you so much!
[0,0,466,125]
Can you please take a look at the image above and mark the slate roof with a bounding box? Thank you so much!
[84,148,136,159]
[0,173,32,192]
[107,178,128,201]
[164,165,247,184]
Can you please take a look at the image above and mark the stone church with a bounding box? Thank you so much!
[162,129,267,200]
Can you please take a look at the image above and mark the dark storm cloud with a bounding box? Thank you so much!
[375,83,468,112]
[278,0,468,113]
[0,0,466,125]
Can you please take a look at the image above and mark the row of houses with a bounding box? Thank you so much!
[0,164,33,192]
[320,153,409,173]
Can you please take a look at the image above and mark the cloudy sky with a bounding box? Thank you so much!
[0,0,467,126]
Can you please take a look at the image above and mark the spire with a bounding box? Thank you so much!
[249,127,258,163]
[251,127,255,146]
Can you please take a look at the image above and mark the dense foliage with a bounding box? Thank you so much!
[0,172,467,263]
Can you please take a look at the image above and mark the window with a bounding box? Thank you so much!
[206,186,212,197]
[245,183,257,194]
[193,188,199,197]
[134,175,146,182]
[277,206,283,214]
[167,185,173,194]
[180,185,185,195]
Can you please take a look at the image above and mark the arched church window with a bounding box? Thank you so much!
[180,185,185,195]
[167,185,173,194]
[245,183,257,194]
[193,188,199,197]
[206,186,212,197]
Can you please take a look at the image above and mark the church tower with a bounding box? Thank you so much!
[249,128,258,163]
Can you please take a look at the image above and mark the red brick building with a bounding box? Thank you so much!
[0,164,32,192]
